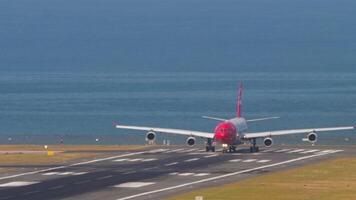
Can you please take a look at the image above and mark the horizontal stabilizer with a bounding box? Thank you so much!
[202,116,227,121]
[246,117,280,122]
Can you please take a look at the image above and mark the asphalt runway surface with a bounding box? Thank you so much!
[0,145,352,200]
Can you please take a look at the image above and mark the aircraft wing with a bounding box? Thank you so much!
[115,124,214,139]
[243,125,355,139]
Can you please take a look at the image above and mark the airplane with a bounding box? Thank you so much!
[115,82,355,153]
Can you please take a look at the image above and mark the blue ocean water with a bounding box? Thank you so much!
[0,0,356,144]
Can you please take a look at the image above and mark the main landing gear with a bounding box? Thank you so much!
[249,138,259,152]
[205,138,215,152]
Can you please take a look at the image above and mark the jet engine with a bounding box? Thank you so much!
[263,137,273,147]
[186,137,196,146]
[306,132,318,143]
[146,131,156,141]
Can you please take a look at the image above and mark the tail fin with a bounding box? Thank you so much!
[237,81,243,118]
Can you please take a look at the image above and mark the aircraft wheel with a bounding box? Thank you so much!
[206,146,210,152]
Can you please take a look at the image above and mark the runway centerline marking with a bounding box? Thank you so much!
[204,154,218,158]
[257,160,271,163]
[243,159,257,163]
[114,182,155,188]
[184,158,200,162]
[116,151,342,200]
[165,162,178,166]
[0,150,148,181]
[0,181,39,187]
[229,159,242,162]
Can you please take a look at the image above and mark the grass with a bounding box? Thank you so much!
[0,145,149,165]
[167,157,356,200]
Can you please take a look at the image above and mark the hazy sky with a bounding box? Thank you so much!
[1,0,355,72]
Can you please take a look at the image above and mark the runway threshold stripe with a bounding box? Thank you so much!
[116,151,341,200]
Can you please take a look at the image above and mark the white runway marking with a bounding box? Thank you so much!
[317,149,342,154]
[113,158,157,162]
[43,172,59,176]
[0,181,38,187]
[181,149,198,153]
[113,159,128,162]
[287,149,305,153]
[148,149,168,153]
[275,149,291,153]
[114,182,155,188]
[184,158,200,162]
[0,151,148,181]
[165,162,178,166]
[72,172,88,175]
[58,172,75,175]
[128,158,144,162]
[257,160,271,163]
[169,172,210,177]
[116,150,342,200]
[178,173,194,176]
[204,154,218,158]
[229,159,242,162]
[243,159,257,163]
[300,149,320,154]
[194,173,210,177]
[43,171,88,176]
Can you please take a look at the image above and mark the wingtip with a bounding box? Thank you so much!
[112,121,118,127]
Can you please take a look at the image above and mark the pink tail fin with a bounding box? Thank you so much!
[237,81,243,118]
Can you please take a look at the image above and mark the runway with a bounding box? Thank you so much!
[0,145,350,200]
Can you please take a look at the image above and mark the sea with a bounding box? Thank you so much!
[0,0,356,145]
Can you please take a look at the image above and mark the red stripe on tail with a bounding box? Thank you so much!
[237,81,243,118]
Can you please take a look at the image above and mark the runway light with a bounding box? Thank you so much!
[44,145,48,149]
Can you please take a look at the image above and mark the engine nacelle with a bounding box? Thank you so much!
[146,131,156,141]
[306,132,318,143]
[263,137,273,147]
[186,137,196,146]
